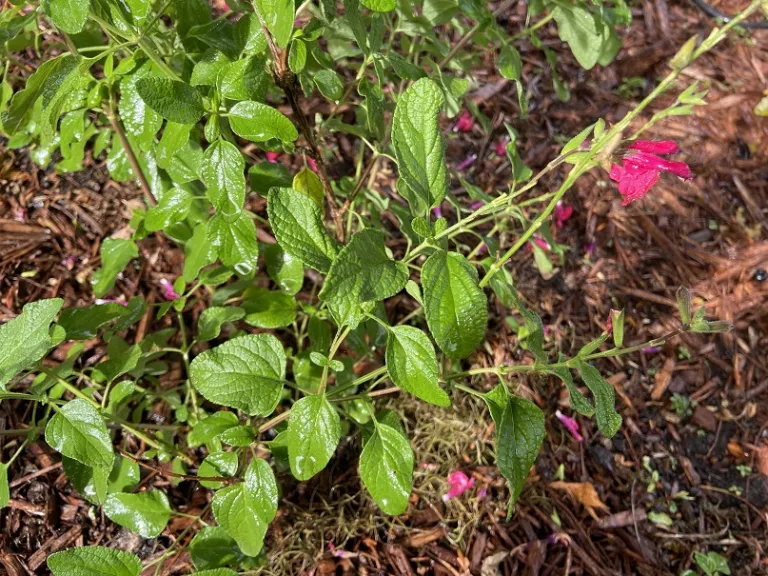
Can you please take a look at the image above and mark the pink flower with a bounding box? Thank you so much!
[642,346,661,355]
[609,140,692,205]
[477,487,488,501]
[443,471,475,501]
[495,138,509,156]
[555,410,583,442]
[13,209,25,222]
[159,278,181,301]
[527,237,550,252]
[266,152,280,163]
[469,201,484,211]
[456,154,477,171]
[554,202,573,228]
[432,204,443,219]
[454,112,473,133]
[306,157,318,172]
[606,312,613,334]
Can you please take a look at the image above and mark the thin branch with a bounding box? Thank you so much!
[117,448,241,484]
[106,100,157,206]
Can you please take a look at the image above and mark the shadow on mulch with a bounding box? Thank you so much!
[2,0,768,575]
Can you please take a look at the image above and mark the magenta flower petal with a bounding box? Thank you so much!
[443,471,475,501]
[456,154,477,171]
[266,152,280,163]
[469,201,484,211]
[554,202,574,228]
[159,278,181,301]
[618,168,659,205]
[454,112,473,133]
[307,157,318,172]
[495,138,509,156]
[642,346,661,354]
[556,410,583,442]
[628,140,679,155]
[432,204,443,219]
[624,152,692,180]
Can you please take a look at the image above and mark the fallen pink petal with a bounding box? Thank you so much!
[456,154,477,171]
[454,111,473,133]
[556,410,584,442]
[528,237,550,251]
[642,346,661,355]
[160,278,181,301]
[443,470,475,501]
[307,157,318,172]
[469,201,484,211]
[495,138,509,156]
[266,152,280,163]
[609,140,692,205]
[554,202,574,228]
[477,487,487,501]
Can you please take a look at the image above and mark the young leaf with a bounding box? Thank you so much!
[422,251,487,359]
[190,334,286,416]
[45,399,114,472]
[385,326,449,407]
[203,139,246,220]
[249,162,292,195]
[611,309,625,348]
[549,363,594,416]
[498,44,522,81]
[360,0,395,12]
[63,457,108,505]
[189,526,246,571]
[314,70,344,101]
[207,212,259,276]
[359,423,413,515]
[184,222,217,283]
[267,187,338,273]
[197,306,245,341]
[191,50,232,87]
[119,63,163,152]
[496,395,545,507]
[0,298,63,389]
[92,238,138,298]
[188,411,240,447]
[392,78,448,212]
[263,243,304,295]
[319,229,408,328]
[198,452,239,488]
[574,360,622,437]
[252,0,294,49]
[292,167,324,210]
[551,1,602,70]
[228,101,298,143]
[288,38,307,73]
[242,287,297,329]
[135,78,204,124]
[212,457,277,556]
[48,546,142,576]
[287,395,341,480]
[103,490,171,538]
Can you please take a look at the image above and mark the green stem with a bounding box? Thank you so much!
[137,37,181,80]
[318,326,351,395]
[326,365,388,398]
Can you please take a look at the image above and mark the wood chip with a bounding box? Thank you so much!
[28,525,82,570]
[595,509,648,529]
[406,527,446,548]
[691,405,717,432]
[651,357,676,400]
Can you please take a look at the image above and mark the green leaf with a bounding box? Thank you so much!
[189,526,247,571]
[496,395,545,506]
[203,139,246,220]
[187,411,240,447]
[217,56,269,102]
[0,464,8,509]
[198,451,239,488]
[319,229,408,328]
[267,187,337,273]
[228,101,298,143]
[192,570,239,576]
[3,55,78,135]
[480,383,509,426]
[422,251,487,359]
[574,360,622,437]
[145,186,194,232]
[242,287,297,329]
[360,0,395,11]
[252,0,294,49]
[48,546,142,576]
[562,122,594,156]
[184,222,217,283]
[190,334,286,416]
[207,212,259,276]
[103,490,171,538]
[249,162,292,195]
[135,78,204,124]
[288,38,307,73]
[292,167,324,210]
[551,1,603,70]
[263,243,304,294]
[359,423,413,515]
[119,63,163,152]
[392,78,448,212]
[63,455,139,505]
[92,238,138,298]
[0,298,63,389]
[343,0,368,52]
[314,70,344,101]
[42,0,88,34]
[108,456,141,492]
[386,326,449,407]
[197,306,245,342]
[218,425,255,447]
[694,551,730,576]
[676,286,691,325]
[234,14,268,55]
[549,363,594,416]
[423,0,457,24]
[45,399,114,472]
[191,50,232,87]
[212,457,277,556]
[358,78,385,140]
[611,309,625,348]
[287,395,341,480]
[498,44,522,81]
